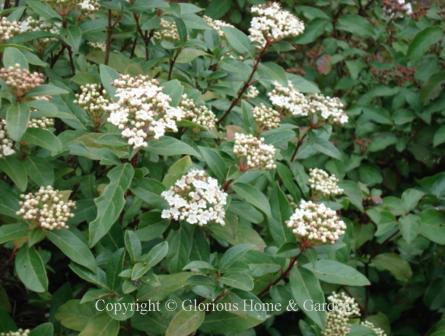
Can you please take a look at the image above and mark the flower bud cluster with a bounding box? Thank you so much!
[361,321,387,336]
[383,0,413,17]
[88,41,106,51]
[233,133,276,170]
[20,16,61,43]
[0,329,30,336]
[0,17,20,42]
[153,18,179,41]
[245,86,259,99]
[0,64,44,97]
[17,186,76,230]
[161,169,227,226]
[203,15,234,37]
[286,200,346,244]
[252,104,280,130]
[106,75,184,148]
[322,292,361,336]
[46,0,100,14]
[28,117,55,129]
[179,94,217,129]
[308,168,343,197]
[0,119,15,158]
[75,83,109,123]
[249,3,304,47]
[78,0,100,13]
[268,81,348,124]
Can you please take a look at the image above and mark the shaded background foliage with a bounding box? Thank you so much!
[0,0,444,336]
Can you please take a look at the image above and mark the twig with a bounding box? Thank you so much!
[290,127,311,161]
[217,41,271,125]
[258,255,298,298]
[168,48,181,80]
[3,0,11,9]
[105,9,113,65]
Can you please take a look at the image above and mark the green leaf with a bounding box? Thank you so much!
[3,47,28,68]
[99,64,119,97]
[89,164,134,247]
[222,27,253,56]
[15,246,48,293]
[294,18,329,45]
[0,156,28,192]
[27,84,69,97]
[220,272,254,291]
[205,0,231,19]
[231,183,271,217]
[166,310,205,336]
[124,230,142,262]
[26,0,61,19]
[198,146,227,181]
[419,209,445,245]
[30,323,54,336]
[176,48,207,64]
[0,223,28,244]
[48,229,97,272]
[303,260,370,286]
[433,125,445,147]
[62,26,82,52]
[6,103,31,141]
[25,156,54,186]
[289,267,325,328]
[370,253,413,282]
[337,15,375,38]
[401,188,424,213]
[144,241,169,269]
[407,26,443,60]
[399,214,420,244]
[79,313,120,336]
[146,136,201,158]
[162,156,193,188]
[22,128,62,155]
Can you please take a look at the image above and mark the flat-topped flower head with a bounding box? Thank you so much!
[0,17,20,42]
[75,83,109,125]
[268,81,308,117]
[78,0,100,13]
[204,16,234,37]
[106,74,185,149]
[233,133,276,170]
[161,169,227,226]
[153,18,179,41]
[28,117,55,129]
[249,2,304,47]
[0,329,31,336]
[252,104,280,130]
[0,119,15,158]
[0,64,44,98]
[179,94,217,129]
[286,200,346,245]
[46,0,100,14]
[323,292,361,336]
[306,93,348,125]
[361,321,387,336]
[245,85,259,99]
[20,16,61,43]
[17,186,76,230]
[308,168,343,197]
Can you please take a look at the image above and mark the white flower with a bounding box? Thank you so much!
[105,75,185,149]
[0,17,20,42]
[161,170,227,226]
[28,117,54,129]
[179,94,217,129]
[245,85,259,99]
[286,200,346,245]
[88,41,106,51]
[75,83,109,125]
[20,16,61,43]
[322,292,361,336]
[203,15,234,37]
[153,18,179,41]
[306,93,348,125]
[0,329,31,336]
[268,81,309,117]
[17,186,76,230]
[308,168,343,197]
[0,119,15,158]
[252,104,281,130]
[361,321,387,336]
[249,3,304,47]
[0,64,44,97]
[233,133,276,170]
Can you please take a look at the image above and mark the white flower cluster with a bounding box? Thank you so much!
[249,2,304,47]
[308,168,343,197]
[0,64,44,98]
[252,104,280,130]
[17,186,76,230]
[0,17,20,42]
[75,83,109,125]
[361,321,387,336]
[106,75,184,149]
[88,41,106,51]
[245,85,259,99]
[78,0,100,13]
[233,133,276,170]
[268,81,308,117]
[203,15,234,37]
[286,200,346,245]
[20,16,61,43]
[161,169,227,226]
[384,0,413,17]
[28,117,55,129]
[0,119,15,158]
[322,292,361,336]
[179,94,217,129]
[268,82,348,124]
[153,18,179,41]
[0,329,30,336]
[46,0,99,13]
